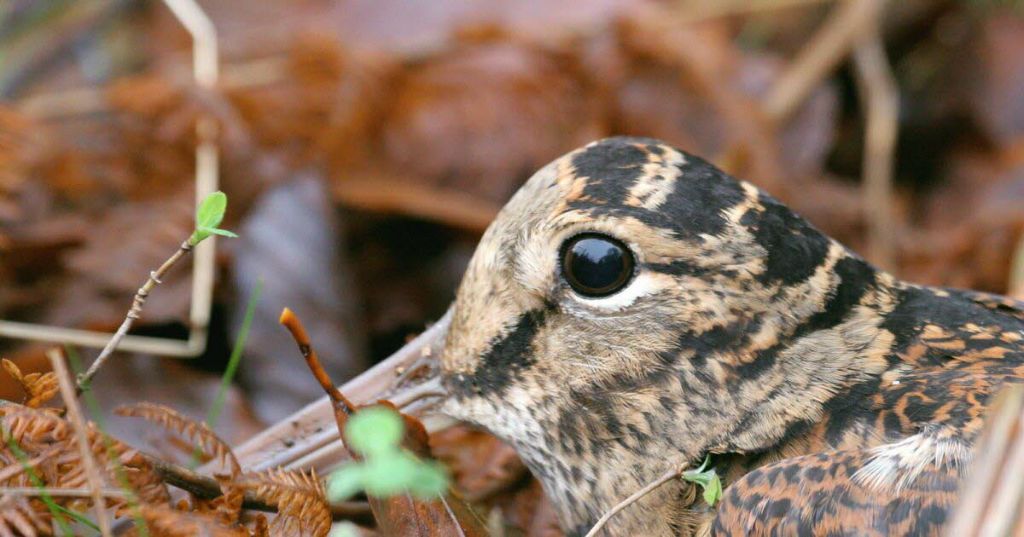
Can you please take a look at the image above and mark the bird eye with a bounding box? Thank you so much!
[561,234,635,297]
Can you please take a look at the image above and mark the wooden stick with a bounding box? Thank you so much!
[1009,235,1024,300]
[48,349,113,536]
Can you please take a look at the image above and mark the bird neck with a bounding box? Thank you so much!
[703,251,902,457]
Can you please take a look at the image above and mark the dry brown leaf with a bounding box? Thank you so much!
[381,40,603,203]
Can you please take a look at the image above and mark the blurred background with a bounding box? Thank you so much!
[1,0,1023,531]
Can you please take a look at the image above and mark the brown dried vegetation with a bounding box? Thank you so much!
[0,361,330,537]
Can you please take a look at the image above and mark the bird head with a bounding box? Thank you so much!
[438,137,895,534]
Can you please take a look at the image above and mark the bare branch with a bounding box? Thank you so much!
[946,385,1024,535]
[77,240,194,393]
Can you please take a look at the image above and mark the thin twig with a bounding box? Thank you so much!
[76,240,194,394]
[48,348,113,537]
[764,0,886,123]
[852,26,899,271]
[583,465,687,537]
[279,307,357,435]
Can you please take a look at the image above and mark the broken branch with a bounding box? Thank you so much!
[279,307,357,432]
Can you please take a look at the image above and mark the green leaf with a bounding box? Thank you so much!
[196,191,228,230]
[329,406,449,502]
[189,192,237,245]
[53,504,101,532]
[327,465,366,501]
[361,454,421,497]
[682,456,722,506]
[344,406,404,457]
[204,227,239,238]
[408,461,449,498]
[702,472,722,506]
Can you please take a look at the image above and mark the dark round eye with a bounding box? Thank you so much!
[561,234,635,297]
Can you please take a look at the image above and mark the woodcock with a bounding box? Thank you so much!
[436,137,1024,536]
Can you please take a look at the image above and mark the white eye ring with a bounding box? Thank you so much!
[568,271,662,312]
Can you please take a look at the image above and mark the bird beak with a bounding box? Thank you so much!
[225,308,454,474]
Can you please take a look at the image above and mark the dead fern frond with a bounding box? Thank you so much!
[115,403,241,477]
[0,495,49,537]
[127,505,249,537]
[0,405,170,507]
[0,405,71,451]
[1,359,59,408]
[0,445,60,485]
[212,474,245,527]
[240,468,330,537]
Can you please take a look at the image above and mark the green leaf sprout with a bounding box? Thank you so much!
[682,455,723,506]
[327,406,449,501]
[189,191,239,246]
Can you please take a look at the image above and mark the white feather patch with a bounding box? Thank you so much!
[852,432,971,493]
